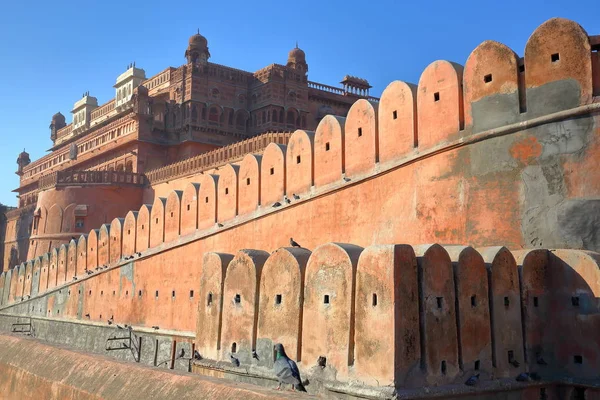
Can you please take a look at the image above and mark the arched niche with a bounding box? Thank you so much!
[198,174,219,230]
[355,244,419,387]
[344,99,378,177]
[181,183,200,236]
[39,253,50,294]
[314,115,345,188]
[220,249,269,363]
[196,252,234,360]
[48,248,59,290]
[77,235,87,273]
[257,247,311,364]
[415,244,459,384]
[136,204,152,253]
[478,246,524,378]
[445,245,492,376]
[463,41,520,132]
[87,229,99,270]
[122,211,138,257]
[149,197,167,248]
[285,130,315,197]
[525,18,592,116]
[302,242,363,380]
[417,60,464,149]
[31,257,42,297]
[217,164,240,223]
[98,224,111,267]
[57,243,67,286]
[67,239,77,280]
[260,143,286,207]
[109,218,124,264]
[378,81,417,162]
[238,154,261,215]
[165,190,183,243]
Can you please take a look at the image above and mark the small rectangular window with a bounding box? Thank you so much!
[504,296,510,307]
[138,290,142,297]
[471,295,476,307]
[170,212,173,217]
[574,355,583,364]
[508,350,514,363]
[270,167,275,175]
[246,178,251,185]
[323,294,330,304]
[225,188,229,195]
[358,127,362,137]
[572,296,580,306]
[372,293,378,307]
[205,197,209,203]
[474,360,480,370]
[325,142,330,151]
[234,294,241,304]
[275,294,282,305]
[392,110,397,120]
[187,204,190,211]
[189,290,194,298]
[484,74,493,83]
[436,297,443,309]
[534,297,539,307]
[172,290,176,298]
[434,92,440,102]
[296,155,301,164]
[155,290,159,298]
[441,360,447,375]
[551,53,560,62]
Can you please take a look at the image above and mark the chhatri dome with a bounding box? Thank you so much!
[185,29,210,64]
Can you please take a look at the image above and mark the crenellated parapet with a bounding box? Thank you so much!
[2,238,599,396]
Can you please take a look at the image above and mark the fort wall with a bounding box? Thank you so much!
[0,17,599,398]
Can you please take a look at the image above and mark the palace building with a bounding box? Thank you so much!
[2,31,376,270]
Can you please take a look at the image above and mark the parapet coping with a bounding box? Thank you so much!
[0,312,194,338]
[4,102,600,315]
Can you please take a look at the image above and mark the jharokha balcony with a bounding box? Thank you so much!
[38,170,146,191]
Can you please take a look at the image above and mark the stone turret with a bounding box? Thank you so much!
[185,30,210,66]
[16,149,30,176]
[49,112,66,143]
[286,43,308,74]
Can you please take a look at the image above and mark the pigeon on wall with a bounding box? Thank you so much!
[273,343,306,392]
[290,238,301,248]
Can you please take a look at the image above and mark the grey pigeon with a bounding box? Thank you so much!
[293,193,300,200]
[230,354,240,367]
[516,372,530,382]
[290,238,301,248]
[178,348,185,358]
[465,374,479,386]
[252,350,259,360]
[273,343,306,392]
[194,350,202,360]
[272,202,281,208]
[343,177,351,182]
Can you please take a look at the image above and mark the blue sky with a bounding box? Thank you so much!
[0,0,597,206]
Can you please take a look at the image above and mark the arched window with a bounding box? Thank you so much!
[262,111,266,125]
[272,109,278,123]
[228,110,233,125]
[286,110,296,125]
[191,105,198,121]
[279,110,284,122]
[125,161,133,172]
[208,107,219,123]
[235,112,246,129]
[116,164,124,172]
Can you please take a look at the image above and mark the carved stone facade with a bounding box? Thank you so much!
[2,31,375,271]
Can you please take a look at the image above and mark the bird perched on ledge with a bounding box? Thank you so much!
[290,238,301,248]
[273,343,306,392]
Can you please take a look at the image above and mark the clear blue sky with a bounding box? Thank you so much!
[0,0,597,206]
